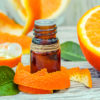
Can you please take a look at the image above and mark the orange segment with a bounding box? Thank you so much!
[0,12,23,36]
[19,85,52,94]
[85,11,100,47]
[14,63,70,90]
[0,33,32,54]
[77,6,100,71]
[68,67,92,88]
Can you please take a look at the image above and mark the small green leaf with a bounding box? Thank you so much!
[0,82,19,96]
[0,66,19,96]
[61,41,86,61]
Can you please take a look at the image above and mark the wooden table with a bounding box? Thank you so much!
[1,27,100,100]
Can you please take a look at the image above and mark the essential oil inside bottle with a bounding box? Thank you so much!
[30,19,61,73]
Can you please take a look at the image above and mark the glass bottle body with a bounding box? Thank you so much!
[31,49,60,73]
[30,19,61,73]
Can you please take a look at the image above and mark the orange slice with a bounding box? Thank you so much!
[68,67,92,88]
[0,33,32,54]
[0,12,23,36]
[18,85,52,94]
[10,0,41,35]
[21,0,41,34]
[40,0,70,19]
[0,43,22,68]
[10,0,70,34]
[77,6,100,71]
[14,63,70,90]
[12,0,69,19]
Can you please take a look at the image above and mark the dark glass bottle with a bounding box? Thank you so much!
[30,19,61,73]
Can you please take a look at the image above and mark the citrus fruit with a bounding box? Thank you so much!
[11,0,69,19]
[10,0,41,35]
[0,43,22,68]
[0,33,32,54]
[10,0,70,34]
[0,12,23,36]
[18,85,52,94]
[40,0,70,19]
[68,67,92,88]
[14,63,70,90]
[77,6,100,71]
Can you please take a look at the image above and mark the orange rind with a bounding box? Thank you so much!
[0,33,32,54]
[18,85,52,94]
[68,67,92,88]
[0,43,22,68]
[14,63,70,90]
[0,55,21,68]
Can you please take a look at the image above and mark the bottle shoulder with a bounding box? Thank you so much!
[32,37,59,45]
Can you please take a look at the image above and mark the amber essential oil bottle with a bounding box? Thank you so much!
[30,19,61,73]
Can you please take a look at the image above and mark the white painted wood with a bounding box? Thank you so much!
[1,27,100,100]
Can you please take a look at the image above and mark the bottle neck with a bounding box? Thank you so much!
[34,24,57,39]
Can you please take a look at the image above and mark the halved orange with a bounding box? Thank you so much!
[0,43,22,68]
[77,6,100,71]
[0,33,32,54]
[14,63,70,90]
[10,0,70,34]
[10,0,41,35]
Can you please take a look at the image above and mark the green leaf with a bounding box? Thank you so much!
[0,82,19,96]
[61,41,86,61]
[0,66,19,96]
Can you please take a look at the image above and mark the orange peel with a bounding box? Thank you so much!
[0,43,22,68]
[0,55,21,68]
[68,67,92,88]
[18,85,52,94]
[14,63,70,90]
[22,0,41,34]
[0,33,32,54]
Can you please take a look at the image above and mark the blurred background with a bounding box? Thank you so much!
[61,0,100,26]
[0,0,100,26]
